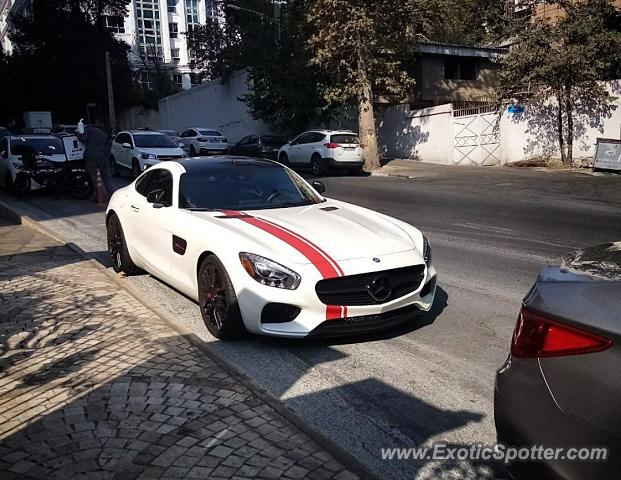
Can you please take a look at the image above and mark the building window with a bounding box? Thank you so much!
[205,0,216,18]
[171,48,180,61]
[167,0,177,13]
[105,16,125,34]
[444,57,477,81]
[173,73,183,88]
[169,22,178,38]
[186,0,200,28]
[139,70,155,91]
[136,0,162,52]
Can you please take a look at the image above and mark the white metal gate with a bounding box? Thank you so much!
[452,106,500,165]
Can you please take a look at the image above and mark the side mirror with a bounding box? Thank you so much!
[311,180,325,194]
[122,142,132,149]
[146,188,167,208]
[1,150,6,159]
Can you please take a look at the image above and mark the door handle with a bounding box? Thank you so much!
[130,204,140,212]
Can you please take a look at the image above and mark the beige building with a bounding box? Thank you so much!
[409,42,505,109]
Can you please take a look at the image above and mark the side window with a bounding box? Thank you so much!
[187,130,197,137]
[293,133,310,145]
[154,170,173,206]
[238,136,250,145]
[311,133,326,143]
[135,170,156,196]
[248,135,259,144]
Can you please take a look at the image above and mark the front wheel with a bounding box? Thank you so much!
[278,153,289,166]
[132,159,141,179]
[198,255,246,340]
[69,170,94,200]
[110,155,120,177]
[107,213,142,275]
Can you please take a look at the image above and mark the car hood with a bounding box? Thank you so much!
[198,199,419,264]
[138,147,184,156]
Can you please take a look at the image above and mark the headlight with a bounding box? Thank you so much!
[141,153,157,160]
[423,236,432,266]
[239,252,301,290]
[11,160,22,168]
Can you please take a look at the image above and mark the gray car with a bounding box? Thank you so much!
[495,242,621,479]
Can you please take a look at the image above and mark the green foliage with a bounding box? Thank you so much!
[434,0,508,44]
[500,0,621,165]
[188,0,333,135]
[1,0,134,127]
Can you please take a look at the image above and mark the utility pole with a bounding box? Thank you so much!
[273,1,281,46]
[105,51,117,133]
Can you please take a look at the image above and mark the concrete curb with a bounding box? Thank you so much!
[0,196,379,480]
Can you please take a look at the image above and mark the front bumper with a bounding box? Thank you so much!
[234,250,436,338]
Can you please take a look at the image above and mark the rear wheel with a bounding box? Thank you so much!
[311,155,325,176]
[132,159,141,179]
[106,213,142,275]
[198,255,246,340]
[68,170,94,200]
[190,145,197,157]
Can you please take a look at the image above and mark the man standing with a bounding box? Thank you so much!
[77,121,114,201]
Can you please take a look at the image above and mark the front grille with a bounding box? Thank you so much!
[309,305,419,338]
[315,265,426,306]
[157,155,183,160]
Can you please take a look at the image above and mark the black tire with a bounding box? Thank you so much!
[4,172,15,196]
[311,155,325,176]
[69,171,94,200]
[132,159,141,179]
[278,153,289,166]
[198,255,246,340]
[106,213,142,275]
[111,155,120,177]
[190,145,197,157]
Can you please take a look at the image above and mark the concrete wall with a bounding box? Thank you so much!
[118,106,162,131]
[377,104,452,163]
[158,70,273,143]
[500,83,621,164]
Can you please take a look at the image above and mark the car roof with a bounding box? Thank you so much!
[126,130,164,135]
[176,156,280,174]
[8,134,60,139]
[299,129,356,135]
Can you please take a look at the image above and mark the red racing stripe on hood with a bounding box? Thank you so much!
[221,210,347,320]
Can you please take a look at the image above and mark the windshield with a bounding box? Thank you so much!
[11,137,64,155]
[179,163,323,211]
[133,134,177,148]
[330,134,359,144]
[198,130,222,137]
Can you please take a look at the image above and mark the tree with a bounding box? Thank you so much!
[307,0,437,171]
[2,0,134,128]
[187,0,334,136]
[500,0,621,166]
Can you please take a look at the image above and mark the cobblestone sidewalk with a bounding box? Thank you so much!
[0,219,359,480]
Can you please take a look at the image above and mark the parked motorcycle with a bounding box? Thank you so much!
[13,146,93,199]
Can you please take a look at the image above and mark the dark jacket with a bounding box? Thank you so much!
[78,126,111,160]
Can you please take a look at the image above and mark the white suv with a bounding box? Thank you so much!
[111,130,186,178]
[179,127,229,156]
[277,130,364,175]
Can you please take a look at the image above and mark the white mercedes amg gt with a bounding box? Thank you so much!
[106,157,437,340]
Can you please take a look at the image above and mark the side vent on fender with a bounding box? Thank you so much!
[172,235,187,256]
[320,206,339,212]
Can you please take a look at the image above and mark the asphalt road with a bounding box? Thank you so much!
[5,162,621,479]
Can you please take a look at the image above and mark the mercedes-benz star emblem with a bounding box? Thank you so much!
[368,275,393,303]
